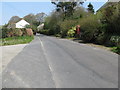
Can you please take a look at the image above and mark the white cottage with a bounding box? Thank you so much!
[16,19,30,28]
[37,23,44,31]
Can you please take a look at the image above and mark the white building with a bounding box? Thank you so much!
[37,23,44,31]
[16,19,30,28]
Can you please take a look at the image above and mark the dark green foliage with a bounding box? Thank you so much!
[100,2,120,35]
[87,3,94,13]
[111,46,120,54]
[2,25,9,38]
[52,2,83,18]
[78,15,101,42]
[110,35,120,46]
[0,28,2,39]
[44,12,62,35]
[39,30,49,35]
[96,2,120,47]
[72,7,88,19]
[59,19,77,38]
[25,25,31,28]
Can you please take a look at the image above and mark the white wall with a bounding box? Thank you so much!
[16,20,30,28]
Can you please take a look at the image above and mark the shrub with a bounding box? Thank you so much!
[31,25,37,35]
[7,28,14,37]
[21,28,27,36]
[44,12,62,35]
[2,25,9,38]
[0,29,2,39]
[111,46,120,54]
[25,25,31,28]
[7,28,25,37]
[25,24,37,35]
[59,19,77,38]
[67,27,76,37]
[110,35,120,46]
[72,7,88,19]
[39,30,49,35]
[100,3,120,35]
[14,29,23,36]
[26,28,33,36]
[55,34,61,37]
[78,15,101,42]
[95,32,107,45]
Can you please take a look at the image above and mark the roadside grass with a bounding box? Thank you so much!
[0,36,34,46]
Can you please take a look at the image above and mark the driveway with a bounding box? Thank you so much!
[0,44,26,89]
[2,34,118,88]
[2,44,27,71]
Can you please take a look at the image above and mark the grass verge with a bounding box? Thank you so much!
[0,36,34,46]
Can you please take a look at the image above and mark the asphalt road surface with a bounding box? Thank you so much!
[2,34,118,88]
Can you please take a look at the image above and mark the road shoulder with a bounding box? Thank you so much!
[1,44,27,71]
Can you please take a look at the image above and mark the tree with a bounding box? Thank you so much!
[72,7,88,19]
[7,16,21,29]
[101,2,120,34]
[23,14,36,25]
[8,16,21,24]
[51,1,83,18]
[35,12,47,23]
[44,11,62,35]
[87,3,94,13]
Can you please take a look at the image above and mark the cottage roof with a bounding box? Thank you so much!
[16,19,30,25]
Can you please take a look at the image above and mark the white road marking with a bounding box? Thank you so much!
[38,37,60,88]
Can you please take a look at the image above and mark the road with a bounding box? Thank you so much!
[2,34,118,88]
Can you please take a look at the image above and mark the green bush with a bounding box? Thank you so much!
[111,46,120,54]
[78,15,101,42]
[59,19,77,38]
[2,25,9,38]
[14,29,23,36]
[7,28,26,37]
[100,3,120,35]
[55,34,61,37]
[44,12,62,35]
[25,25,31,28]
[67,27,76,37]
[110,35,120,46]
[39,30,49,35]
[21,28,27,36]
[25,24,37,35]
[0,30,2,39]
[72,7,88,19]
[94,25,108,45]
[31,25,37,35]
